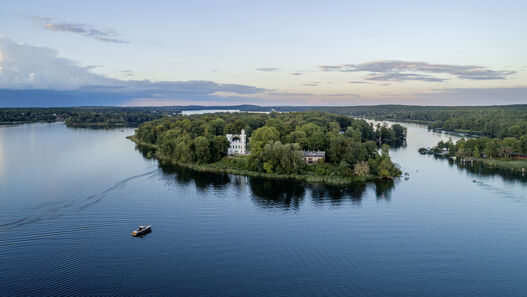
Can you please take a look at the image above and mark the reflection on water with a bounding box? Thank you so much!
[249,178,306,209]
[0,128,4,180]
[159,162,232,191]
[155,159,396,210]
[447,157,527,182]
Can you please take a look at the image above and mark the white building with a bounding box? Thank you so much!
[303,151,325,164]
[226,129,247,155]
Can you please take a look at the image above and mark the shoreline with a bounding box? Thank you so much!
[127,135,394,186]
[430,153,527,173]
[464,157,527,173]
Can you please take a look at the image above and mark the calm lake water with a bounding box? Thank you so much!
[1,121,526,296]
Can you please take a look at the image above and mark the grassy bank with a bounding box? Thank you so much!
[128,136,388,185]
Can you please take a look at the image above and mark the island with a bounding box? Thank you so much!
[128,111,406,185]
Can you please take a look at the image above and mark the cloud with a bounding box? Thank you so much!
[327,93,360,97]
[365,73,445,82]
[256,67,280,72]
[0,36,118,89]
[0,37,267,106]
[415,86,527,105]
[120,70,135,77]
[264,91,311,96]
[31,16,128,43]
[1,37,525,107]
[320,60,516,81]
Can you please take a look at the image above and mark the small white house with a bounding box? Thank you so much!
[226,129,247,155]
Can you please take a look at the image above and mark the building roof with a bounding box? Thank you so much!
[303,151,325,157]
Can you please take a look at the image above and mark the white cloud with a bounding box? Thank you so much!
[0,37,268,106]
[0,37,266,93]
[0,36,118,89]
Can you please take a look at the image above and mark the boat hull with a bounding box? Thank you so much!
[131,226,152,236]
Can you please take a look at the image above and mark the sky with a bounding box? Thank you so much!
[0,0,526,107]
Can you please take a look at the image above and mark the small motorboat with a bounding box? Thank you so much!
[132,225,151,236]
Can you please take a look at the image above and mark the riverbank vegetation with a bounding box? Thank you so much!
[132,112,405,183]
[426,135,527,172]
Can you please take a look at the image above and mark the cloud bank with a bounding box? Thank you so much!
[0,37,267,106]
[0,36,116,89]
[320,60,516,81]
[0,37,525,107]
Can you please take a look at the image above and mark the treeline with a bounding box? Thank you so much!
[134,112,405,179]
[0,107,178,128]
[4,105,526,137]
[65,109,163,128]
[0,108,71,124]
[312,105,527,139]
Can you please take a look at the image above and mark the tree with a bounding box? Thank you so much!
[354,161,370,177]
[472,147,480,158]
[392,124,407,142]
[251,141,305,174]
[327,136,349,164]
[193,136,211,164]
[286,130,308,149]
[520,135,527,154]
[343,141,367,166]
[307,129,327,150]
[483,139,498,158]
[265,118,287,138]
[226,119,246,134]
[337,161,353,177]
[209,118,226,135]
[209,136,230,162]
[250,126,280,152]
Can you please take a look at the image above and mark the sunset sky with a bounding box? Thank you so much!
[1,0,526,106]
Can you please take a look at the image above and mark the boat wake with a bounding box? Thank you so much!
[473,180,526,203]
[0,170,158,232]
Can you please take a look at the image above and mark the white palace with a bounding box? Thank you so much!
[226,129,247,155]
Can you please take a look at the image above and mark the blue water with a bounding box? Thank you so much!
[0,122,526,296]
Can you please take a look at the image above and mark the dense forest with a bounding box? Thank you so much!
[133,112,405,181]
[64,109,164,128]
[313,105,527,139]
